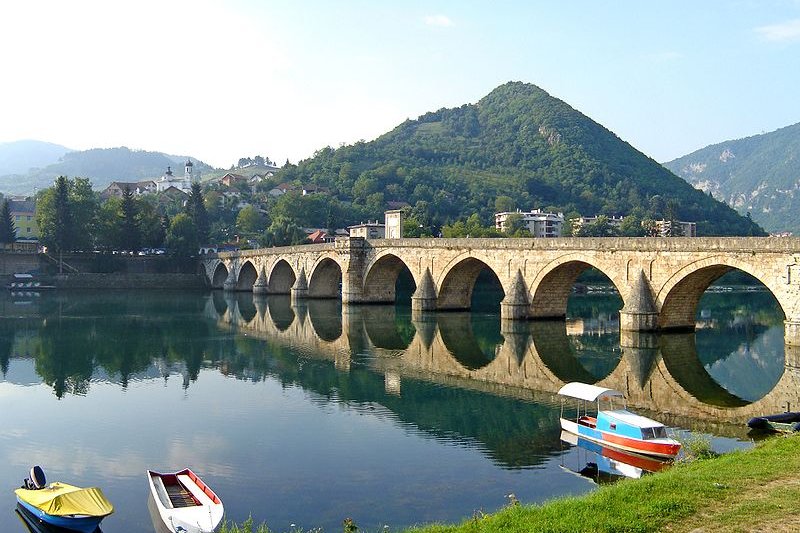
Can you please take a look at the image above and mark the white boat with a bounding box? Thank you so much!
[147,468,224,533]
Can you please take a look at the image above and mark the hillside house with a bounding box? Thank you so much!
[348,221,385,239]
[101,180,157,199]
[220,173,248,187]
[8,199,38,239]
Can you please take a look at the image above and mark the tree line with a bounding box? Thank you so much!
[35,176,209,259]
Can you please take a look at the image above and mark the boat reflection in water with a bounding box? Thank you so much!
[15,503,99,533]
[559,431,672,484]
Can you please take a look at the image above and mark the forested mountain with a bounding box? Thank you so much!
[663,122,800,234]
[0,140,72,176]
[0,146,214,195]
[281,82,763,236]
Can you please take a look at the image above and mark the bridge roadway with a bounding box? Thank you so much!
[208,293,800,435]
[202,237,800,346]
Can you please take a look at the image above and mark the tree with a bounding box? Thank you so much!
[504,213,528,235]
[576,215,618,237]
[70,177,98,251]
[36,176,73,257]
[164,213,198,257]
[261,216,307,247]
[185,183,209,245]
[494,195,516,213]
[119,186,140,252]
[0,199,16,244]
[619,214,646,237]
[236,205,264,234]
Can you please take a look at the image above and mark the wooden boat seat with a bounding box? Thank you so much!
[152,475,197,509]
[578,415,597,428]
[177,474,216,507]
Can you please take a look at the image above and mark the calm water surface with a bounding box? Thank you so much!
[0,287,787,532]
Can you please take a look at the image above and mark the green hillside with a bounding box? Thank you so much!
[663,122,800,234]
[0,146,215,195]
[281,81,763,236]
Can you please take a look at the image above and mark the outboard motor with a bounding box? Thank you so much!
[22,466,46,490]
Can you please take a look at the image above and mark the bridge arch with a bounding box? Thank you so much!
[362,253,415,303]
[308,256,342,298]
[528,256,622,319]
[657,257,787,330]
[211,262,229,289]
[437,256,504,310]
[268,259,296,294]
[237,260,259,292]
[437,312,500,370]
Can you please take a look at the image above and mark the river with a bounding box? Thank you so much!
[0,284,789,532]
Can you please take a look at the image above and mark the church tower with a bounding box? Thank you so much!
[184,159,194,182]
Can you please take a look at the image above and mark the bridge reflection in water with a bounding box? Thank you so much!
[211,291,798,437]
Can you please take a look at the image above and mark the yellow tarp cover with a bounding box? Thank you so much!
[15,482,114,517]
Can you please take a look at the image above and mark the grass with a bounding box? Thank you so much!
[218,435,800,533]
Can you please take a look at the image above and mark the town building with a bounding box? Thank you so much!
[8,199,38,239]
[219,172,248,188]
[494,209,564,237]
[156,160,196,193]
[385,209,404,239]
[348,221,386,239]
[653,219,697,237]
[101,180,157,199]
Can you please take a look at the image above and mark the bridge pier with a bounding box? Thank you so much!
[337,237,368,304]
[223,266,237,292]
[500,270,529,321]
[253,266,268,295]
[291,267,308,301]
[411,268,437,313]
[785,320,800,348]
[619,270,659,332]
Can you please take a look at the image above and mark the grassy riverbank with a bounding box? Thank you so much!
[220,435,800,533]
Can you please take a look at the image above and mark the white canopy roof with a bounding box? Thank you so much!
[557,382,624,402]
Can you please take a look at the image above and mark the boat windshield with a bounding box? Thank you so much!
[641,426,668,440]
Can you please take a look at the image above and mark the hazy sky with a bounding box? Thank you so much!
[1,0,799,168]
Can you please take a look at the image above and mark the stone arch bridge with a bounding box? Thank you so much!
[200,237,800,345]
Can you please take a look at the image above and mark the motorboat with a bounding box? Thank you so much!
[558,382,682,459]
[147,468,224,533]
[14,466,113,533]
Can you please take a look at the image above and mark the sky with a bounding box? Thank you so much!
[1,0,799,169]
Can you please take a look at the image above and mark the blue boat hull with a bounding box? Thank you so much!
[16,498,103,533]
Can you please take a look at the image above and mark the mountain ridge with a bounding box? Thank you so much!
[0,146,215,195]
[663,122,800,233]
[0,140,73,177]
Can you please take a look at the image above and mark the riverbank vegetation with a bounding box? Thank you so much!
[219,434,799,532]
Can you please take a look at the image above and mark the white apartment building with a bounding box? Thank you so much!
[654,220,697,237]
[494,209,564,238]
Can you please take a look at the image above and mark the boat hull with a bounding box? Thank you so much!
[561,419,681,458]
[16,498,103,533]
[747,412,800,433]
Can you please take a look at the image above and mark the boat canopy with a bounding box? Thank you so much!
[558,382,624,402]
[15,482,114,517]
